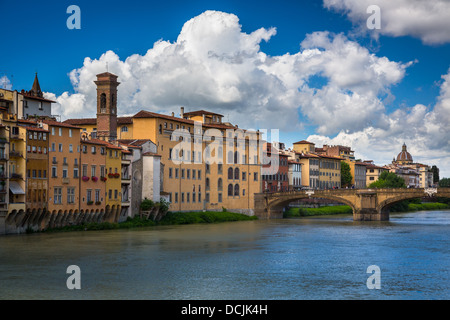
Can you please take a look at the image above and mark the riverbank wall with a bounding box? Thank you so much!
[0,209,120,235]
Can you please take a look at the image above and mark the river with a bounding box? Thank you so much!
[0,210,449,300]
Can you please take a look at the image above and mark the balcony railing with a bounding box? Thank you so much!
[10,173,22,179]
[9,151,23,158]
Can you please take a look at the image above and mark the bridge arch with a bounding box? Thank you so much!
[257,190,359,219]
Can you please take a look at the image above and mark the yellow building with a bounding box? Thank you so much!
[365,162,388,186]
[318,155,342,189]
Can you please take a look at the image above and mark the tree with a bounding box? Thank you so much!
[439,178,450,187]
[431,165,440,184]
[369,171,406,188]
[341,161,352,188]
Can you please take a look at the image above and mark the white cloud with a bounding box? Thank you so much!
[306,68,450,177]
[50,11,409,133]
[324,0,450,45]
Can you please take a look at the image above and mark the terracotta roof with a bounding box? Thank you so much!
[24,126,48,132]
[64,118,96,125]
[42,119,82,129]
[293,140,314,145]
[81,138,123,150]
[133,110,238,130]
[118,139,154,147]
[183,110,224,117]
[63,117,133,125]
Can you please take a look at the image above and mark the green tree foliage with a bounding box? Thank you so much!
[431,165,440,184]
[340,161,352,187]
[369,171,406,188]
[439,178,450,187]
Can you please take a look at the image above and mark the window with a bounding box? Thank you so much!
[114,189,118,199]
[52,127,55,136]
[234,168,239,180]
[205,193,210,203]
[175,168,179,179]
[198,170,201,180]
[82,165,88,177]
[228,184,233,196]
[69,144,73,153]
[59,128,62,136]
[206,178,210,190]
[234,184,240,196]
[242,172,246,181]
[52,166,57,178]
[228,167,233,180]
[218,193,222,203]
[91,166,96,177]
[62,168,68,178]
[74,167,79,178]
[91,146,96,154]
[59,144,63,152]
[87,190,92,203]
[43,133,46,141]
[121,126,128,132]
[109,189,112,200]
[218,178,223,191]
[254,172,258,181]
[54,187,62,204]
[169,168,173,178]
[51,143,55,152]
[175,192,178,203]
[100,147,105,155]
[67,187,75,204]
[95,190,100,203]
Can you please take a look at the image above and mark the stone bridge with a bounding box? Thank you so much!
[254,188,450,221]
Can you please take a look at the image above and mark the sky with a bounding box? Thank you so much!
[1,0,450,177]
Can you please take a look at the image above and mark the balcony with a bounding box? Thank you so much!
[10,132,25,140]
[10,173,23,180]
[9,150,23,158]
[121,175,131,183]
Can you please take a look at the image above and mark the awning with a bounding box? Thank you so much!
[9,181,25,195]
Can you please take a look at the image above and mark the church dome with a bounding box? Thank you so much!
[396,143,413,163]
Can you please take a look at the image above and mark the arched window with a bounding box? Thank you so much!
[206,178,210,190]
[228,184,233,196]
[234,184,240,196]
[121,126,128,132]
[228,167,233,180]
[100,93,106,113]
[218,178,223,190]
[234,168,239,180]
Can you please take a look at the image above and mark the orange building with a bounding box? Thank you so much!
[79,139,107,218]
[43,120,82,219]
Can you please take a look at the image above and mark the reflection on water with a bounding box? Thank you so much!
[0,210,449,300]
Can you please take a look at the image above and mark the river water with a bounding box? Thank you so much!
[0,210,449,300]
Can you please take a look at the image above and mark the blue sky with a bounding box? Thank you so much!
[2,0,450,176]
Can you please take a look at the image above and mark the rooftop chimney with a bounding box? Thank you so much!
[180,107,184,119]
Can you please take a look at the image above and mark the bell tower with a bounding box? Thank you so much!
[95,72,119,142]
